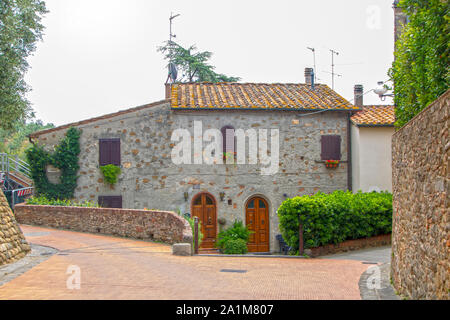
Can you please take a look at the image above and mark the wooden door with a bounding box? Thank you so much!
[191,193,217,249]
[246,197,270,252]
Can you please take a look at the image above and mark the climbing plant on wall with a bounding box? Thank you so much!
[26,127,81,200]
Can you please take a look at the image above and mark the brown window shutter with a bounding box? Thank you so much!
[98,196,122,208]
[110,140,121,166]
[221,126,235,155]
[99,139,120,166]
[321,135,341,160]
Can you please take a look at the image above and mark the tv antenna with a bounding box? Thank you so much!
[169,12,180,44]
[307,47,317,83]
[330,49,341,90]
[166,13,180,84]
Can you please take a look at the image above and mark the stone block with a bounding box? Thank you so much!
[172,243,192,256]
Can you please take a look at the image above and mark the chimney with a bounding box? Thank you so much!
[304,68,313,85]
[165,83,172,100]
[354,84,364,107]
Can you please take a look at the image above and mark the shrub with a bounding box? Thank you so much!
[216,220,252,252]
[100,164,121,186]
[223,239,248,254]
[277,190,392,252]
[26,196,99,208]
[26,127,81,200]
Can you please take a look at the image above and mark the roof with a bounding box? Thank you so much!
[170,83,359,111]
[29,99,169,138]
[351,105,395,127]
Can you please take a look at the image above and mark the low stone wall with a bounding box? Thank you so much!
[0,191,30,266]
[14,204,192,245]
[391,89,449,300]
[307,234,391,257]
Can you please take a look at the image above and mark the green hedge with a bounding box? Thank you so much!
[277,191,392,252]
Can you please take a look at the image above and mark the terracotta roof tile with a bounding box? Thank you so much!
[171,83,358,111]
[351,105,395,126]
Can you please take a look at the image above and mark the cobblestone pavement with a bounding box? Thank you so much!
[0,225,370,300]
[321,246,399,300]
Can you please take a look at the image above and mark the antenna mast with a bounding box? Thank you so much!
[307,47,317,83]
[169,12,180,44]
[166,13,180,84]
[330,49,340,90]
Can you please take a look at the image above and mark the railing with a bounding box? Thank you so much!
[3,187,34,209]
[0,153,31,179]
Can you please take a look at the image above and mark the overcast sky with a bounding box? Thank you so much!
[25,0,395,126]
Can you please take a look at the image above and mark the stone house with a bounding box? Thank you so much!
[29,69,360,253]
[351,85,395,192]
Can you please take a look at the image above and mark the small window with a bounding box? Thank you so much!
[248,200,255,209]
[99,139,121,166]
[259,200,266,208]
[221,126,236,158]
[321,135,341,160]
[98,196,122,208]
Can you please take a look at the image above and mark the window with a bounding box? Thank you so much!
[99,139,121,166]
[221,126,236,158]
[98,196,122,208]
[321,135,341,160]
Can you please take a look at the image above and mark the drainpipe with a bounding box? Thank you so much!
[347,112,353,192]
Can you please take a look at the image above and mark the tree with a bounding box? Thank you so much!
[158,41,240,83]
[390,0,449,127]
[0,0,48,130]
[0,119,54,159]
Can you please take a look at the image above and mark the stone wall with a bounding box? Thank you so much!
[0,190,30,266]
[31,100,351,252]
[391,89,449,300]
[14,204,193,245]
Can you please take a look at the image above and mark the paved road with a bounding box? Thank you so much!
[0,225,372,300]
[321,246,398,300]
[321,246,392,263]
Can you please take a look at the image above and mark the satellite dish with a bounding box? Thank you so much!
[168,62,178,82]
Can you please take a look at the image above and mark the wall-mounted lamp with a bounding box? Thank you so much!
[219,192,225,201]
[184,192,189,202]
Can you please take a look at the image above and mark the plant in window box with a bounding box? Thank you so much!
[223,152,237,165]
[100,164,121,188]
[325,160,340,168]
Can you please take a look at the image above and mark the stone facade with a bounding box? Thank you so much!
[31,100,352,252]
[0,190,30,266]
[14,204,192,245]
[391,89,449,300]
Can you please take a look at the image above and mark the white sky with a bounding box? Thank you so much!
[25,0,395,126]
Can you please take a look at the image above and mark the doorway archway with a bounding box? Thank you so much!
[245,196,270,252]
[191,192,217,249]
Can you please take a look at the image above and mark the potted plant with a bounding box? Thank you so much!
[100,164,121,188]
[325,160,340,168]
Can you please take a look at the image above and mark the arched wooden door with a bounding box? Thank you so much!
[191,193,217,249]
[246,197,270,252]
